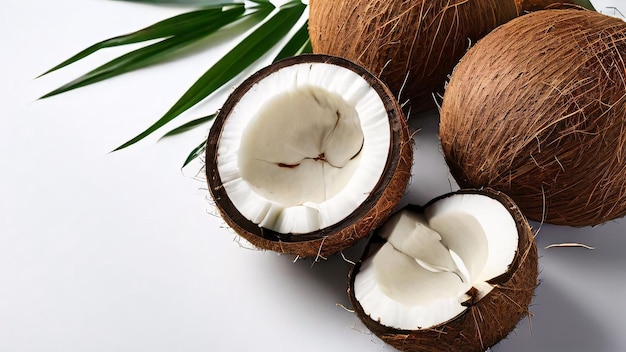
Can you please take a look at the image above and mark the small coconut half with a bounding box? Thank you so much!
[206,55,413,258]
[349,189,538,352]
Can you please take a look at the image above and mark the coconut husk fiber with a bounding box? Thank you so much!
[308,0,520,114]
[440,9,626,227]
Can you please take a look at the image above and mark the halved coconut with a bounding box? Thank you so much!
[349,189,538,352]
[206,55,413,258]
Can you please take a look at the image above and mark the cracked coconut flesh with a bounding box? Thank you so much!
[216,63,391,234]
[354,194,519,330]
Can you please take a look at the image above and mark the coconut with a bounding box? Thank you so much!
[308,0,521,113]
[205,54,413,258]
[439,9,626,227]
[348,189,538,352]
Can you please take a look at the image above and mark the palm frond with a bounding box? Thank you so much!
[160,113,217,139]
[37,0,312,163]
[573,0,596,11]
[273,20,310,63]
[39,4,259,98]
[114,0,307,151]
[38,4,245,78]
[182,140,208,168]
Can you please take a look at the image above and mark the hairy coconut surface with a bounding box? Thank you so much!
[348,189,538,352]
[206,55,413,259]
[308,0,520,113]
[440,9,626,227]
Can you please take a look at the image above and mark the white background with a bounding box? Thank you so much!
[1,1,625,351]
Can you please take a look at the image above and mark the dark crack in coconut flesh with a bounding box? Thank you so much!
[308,0,521,113]
[206,55,413,259]
[349,189,538,352]
[440,9,626,227]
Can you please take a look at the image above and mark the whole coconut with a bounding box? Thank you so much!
[440,9,626,227]
[308,0,520,113]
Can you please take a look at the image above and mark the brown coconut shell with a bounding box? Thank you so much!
[348,189,538,352]
[440,9,626,227]
[206,54,413,259]
[308,0,521,113]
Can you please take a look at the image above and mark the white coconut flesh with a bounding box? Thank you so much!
[216,62,392,234]
[354,194,519,330]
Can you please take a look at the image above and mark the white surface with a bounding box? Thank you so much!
[1,1,625,351]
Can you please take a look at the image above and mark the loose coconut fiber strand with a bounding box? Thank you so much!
[440,10,626,226]
[308,0,519,112]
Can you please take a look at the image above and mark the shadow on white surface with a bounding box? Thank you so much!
[492,278,611,352]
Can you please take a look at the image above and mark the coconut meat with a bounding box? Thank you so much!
[354,194,519,330]
[238,85,364,206]
[216,62,391,234]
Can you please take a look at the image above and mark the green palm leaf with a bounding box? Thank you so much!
[273,20,310,63]
[160,113,216,139]
[114,0,307,151]
[160,114,215,167]
[182,140,208,168]
[39,5,251,99]
[38,4,245,78]
[573,0,596,11]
